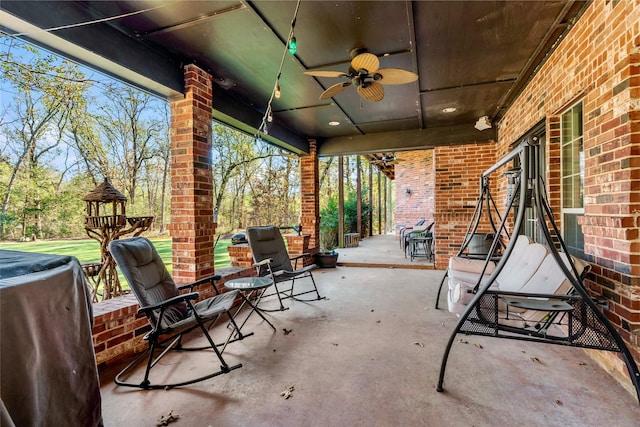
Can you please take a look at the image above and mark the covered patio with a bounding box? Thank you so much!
[99,236,640,426]
[3,1,640,425]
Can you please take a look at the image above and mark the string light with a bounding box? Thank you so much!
[274,81,281,99]
[254,0,301,141]
[288,33,297,55]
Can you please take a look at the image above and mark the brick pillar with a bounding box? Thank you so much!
[300,139,320,253]
[168,64,215,284]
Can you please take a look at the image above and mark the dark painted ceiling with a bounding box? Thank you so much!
[1,1,586,167]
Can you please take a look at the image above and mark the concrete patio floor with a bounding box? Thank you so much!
[99,235,640,426]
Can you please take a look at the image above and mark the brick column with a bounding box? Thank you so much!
[168,64,215,284]
[300,139,320,253]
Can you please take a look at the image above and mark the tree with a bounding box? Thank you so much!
[95,84,163,210]
[211,123,273,229]
[0,38,90,238]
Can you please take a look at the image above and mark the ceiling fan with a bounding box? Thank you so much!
[304,48,418,102]
[370,153,404,165]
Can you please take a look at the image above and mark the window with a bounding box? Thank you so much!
[512,120,546,242]
[561,102,585,258]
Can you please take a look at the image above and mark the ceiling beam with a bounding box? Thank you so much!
[317,124,496,156]
[213,90,309,154]
[0,4,184,98]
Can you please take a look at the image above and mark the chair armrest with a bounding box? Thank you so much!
[138,292,199,315]
[178,274,222,294]
[290,253,312,269]
[252,258,273,268]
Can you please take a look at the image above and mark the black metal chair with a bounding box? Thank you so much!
[109,236,243,389]
[403,221,434,258]
[398,218,426,249]
[246,225,325,311]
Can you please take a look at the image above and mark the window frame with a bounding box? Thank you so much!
[560,101,585,258]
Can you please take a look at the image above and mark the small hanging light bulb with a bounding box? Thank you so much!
[288,33,297,55]
[274,82,281,99]
[267,107,273,122]
[263,124,268,135]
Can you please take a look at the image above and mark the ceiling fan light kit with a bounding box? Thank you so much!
[304,48,418,102]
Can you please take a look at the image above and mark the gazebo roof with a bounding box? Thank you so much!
[83,178,127,203]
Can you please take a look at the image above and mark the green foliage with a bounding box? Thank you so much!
[344,190,371,236]
[0,237,233,272]
[320,190,372,250]
[319,197,339,250]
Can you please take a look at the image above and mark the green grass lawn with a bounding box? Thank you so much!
[0,237,233,273]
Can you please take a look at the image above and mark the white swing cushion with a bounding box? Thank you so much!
[504,252,589,326]
[449,256,496,275]
[447,235,547,315]
[494,242,548,292]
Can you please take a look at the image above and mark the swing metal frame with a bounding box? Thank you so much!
[435,139,640,403]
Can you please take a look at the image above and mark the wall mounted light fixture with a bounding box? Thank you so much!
[405,188,412,195]
[474,115,492,131]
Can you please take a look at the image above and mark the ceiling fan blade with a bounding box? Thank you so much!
[351,52,379,73]
[358,82,384,102]
[320,81,351,99]
[375,68,419,85]
[304,70,348,78]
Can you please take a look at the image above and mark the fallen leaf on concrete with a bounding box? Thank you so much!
[530,357,541,364]
[555,399,563,406]
[474,343,483,349]
[157,410,180,426]
[578,362,587,366]
[283,328,292,335]
[414,342,425,347]
[332,343,339,346]
[458,339,468,344]
[281,385,295,399]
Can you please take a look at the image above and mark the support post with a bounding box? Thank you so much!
[300,139,320,252]
[338,155,345,247]
[169,64,215,283]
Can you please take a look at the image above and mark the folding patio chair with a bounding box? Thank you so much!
[109,236,243,389]
[246,225,325,311]
[398,218,426,249]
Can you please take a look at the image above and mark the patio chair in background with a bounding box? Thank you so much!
[398,218,426,249]
[246,225,325,311]
[109,236,243,389]
[403,221,434,258]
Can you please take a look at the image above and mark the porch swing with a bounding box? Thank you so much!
[435,139,640,403]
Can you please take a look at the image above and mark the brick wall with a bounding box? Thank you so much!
[169,64,216,284]
[228,244,253,268]
[92,267,254,369]
[394,150,435,231]
[433,143,497,269]
[227,233,313,268]
[497,1,640,370]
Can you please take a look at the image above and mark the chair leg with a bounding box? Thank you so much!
[435,269,449,309]
[197,321,240,374]
[220,309,255,352]
[260,281,289,312]
[290,273,325,302]
[114,325,242,390]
